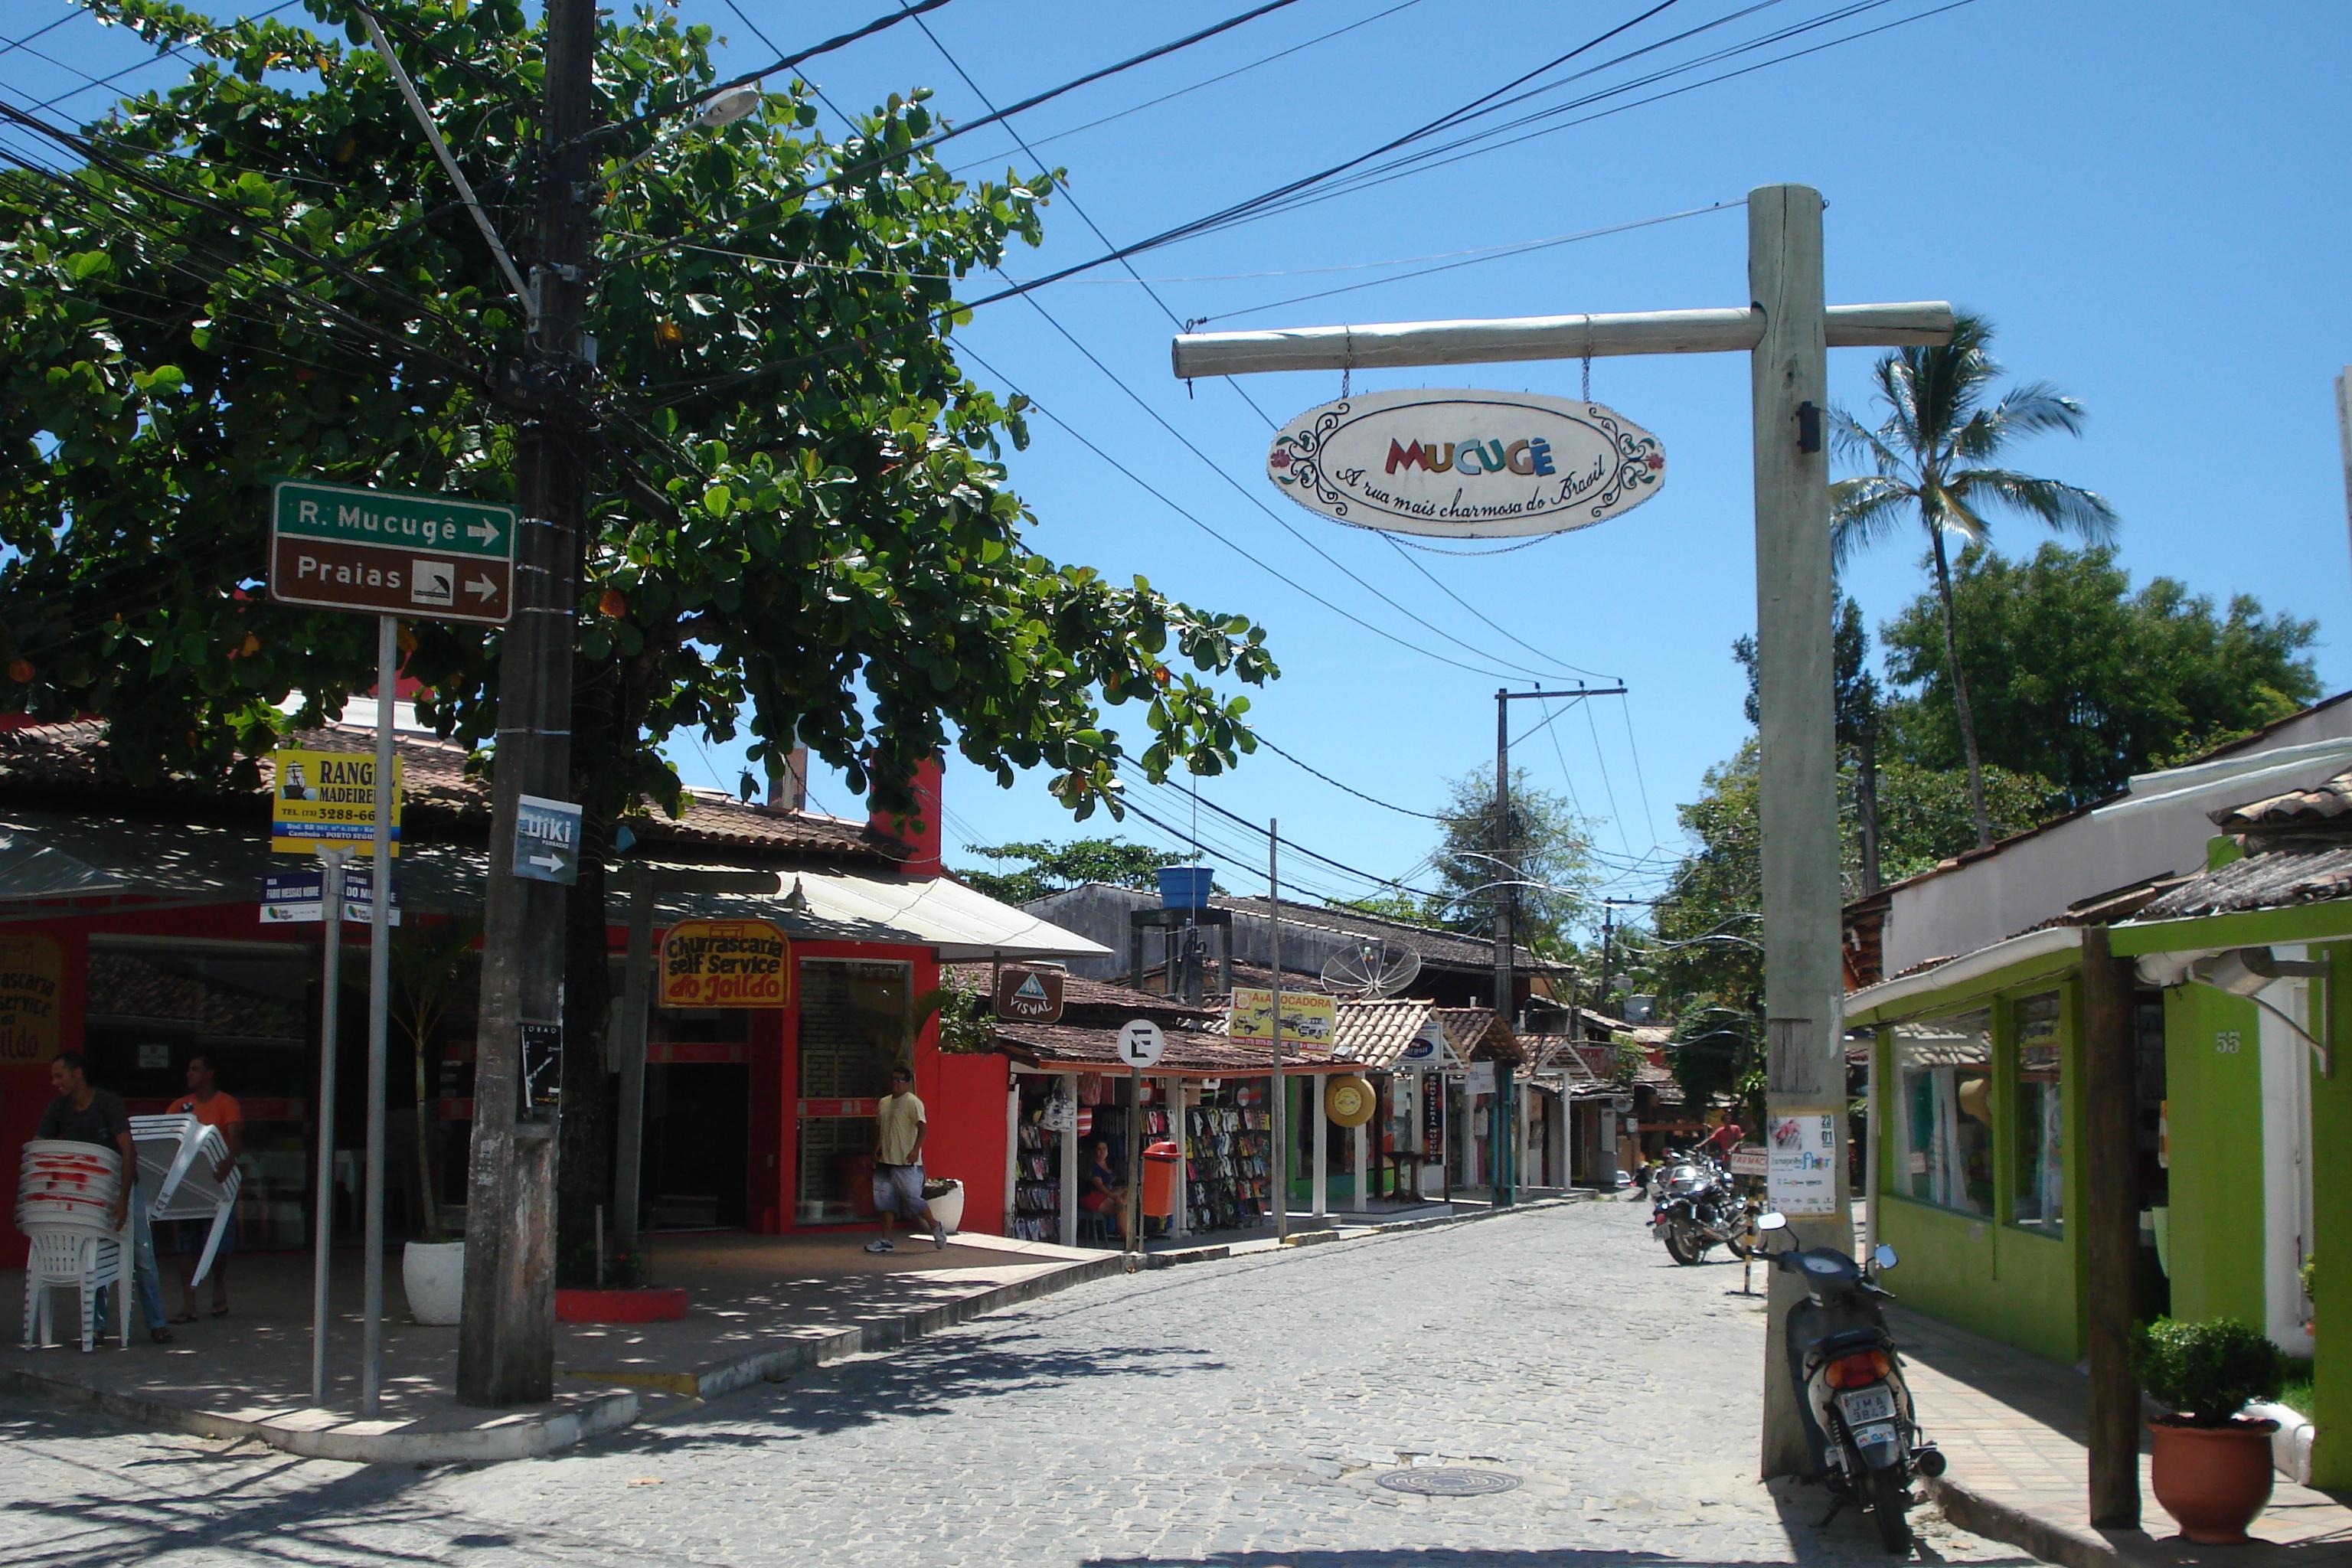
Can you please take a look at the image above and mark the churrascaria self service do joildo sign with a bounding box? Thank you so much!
[1266,388,1665,538]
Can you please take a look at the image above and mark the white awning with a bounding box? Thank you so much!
[645,865,1111,962]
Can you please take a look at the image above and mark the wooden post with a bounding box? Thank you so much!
[2082,925,2142,1527]
[612,871,654,1251]
[1058,1073,1078,1249]
[1353,1109,1369,1213]
[1312,1073,1329,1217]
[1168,1077,1188,1238]
[1749,183,1851,1479]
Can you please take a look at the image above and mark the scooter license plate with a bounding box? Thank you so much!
[1841,1386,1896,1426]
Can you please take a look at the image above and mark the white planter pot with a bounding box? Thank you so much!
[926,1179,965,1233]
[402,1240,465,1325]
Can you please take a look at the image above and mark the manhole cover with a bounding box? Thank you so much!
[1375,1468,1521,1497]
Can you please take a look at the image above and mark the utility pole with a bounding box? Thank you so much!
[457,0,595,1408]
[1171,183,1947,1477]
[1267,821,1286,1243]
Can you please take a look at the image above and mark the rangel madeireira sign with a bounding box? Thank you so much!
[1266,388,1665,538]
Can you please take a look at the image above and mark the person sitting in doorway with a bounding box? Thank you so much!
[164,1051,242,1322]
[1080,1138,1132,1250]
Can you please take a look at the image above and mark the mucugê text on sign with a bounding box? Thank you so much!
[268,479,517,625]
[658,919,790,1008]
[1266,388,1665,538]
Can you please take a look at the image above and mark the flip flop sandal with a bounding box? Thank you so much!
[167,1312,200,1325]
[209,1305,230,1318]
[149,1327,174,1344]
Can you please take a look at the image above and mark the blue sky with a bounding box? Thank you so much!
[15,1,2351,918]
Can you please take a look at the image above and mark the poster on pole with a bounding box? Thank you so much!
[1766,1108,1842,1216]
[271,750,402,855]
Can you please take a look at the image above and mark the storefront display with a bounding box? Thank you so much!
[1184,1082,1269,1232]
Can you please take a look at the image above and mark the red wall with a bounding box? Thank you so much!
[926,1051,1009,1236]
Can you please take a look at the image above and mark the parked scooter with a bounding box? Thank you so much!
[1750,1211,1945,1553]
[1648,1148,1756,1264]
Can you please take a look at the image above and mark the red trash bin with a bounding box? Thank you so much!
[1141,1140,1181,1218]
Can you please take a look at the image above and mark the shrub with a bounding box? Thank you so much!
[2131,1317,2285,1426]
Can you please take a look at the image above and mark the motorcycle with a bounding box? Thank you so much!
[1750,1211,1945,1553]
[1648,1148,1757,1265]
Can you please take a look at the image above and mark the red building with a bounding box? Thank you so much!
[0,713,1102,1266]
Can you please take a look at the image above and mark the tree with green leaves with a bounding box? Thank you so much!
[1880,544,2318,811]
[1426,766,1595,950]
[0,1,1276,1256]
[1830,313,2116,848]
[958,837,1193,906]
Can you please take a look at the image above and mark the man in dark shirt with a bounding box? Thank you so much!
[39,1052,171,1341]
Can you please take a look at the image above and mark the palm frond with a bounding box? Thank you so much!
[1919,478,1988,549]
[1828,476,1918,568]
[1949,468,2118,545]
[1829,407,1907,477]
[1981,379,2088,443]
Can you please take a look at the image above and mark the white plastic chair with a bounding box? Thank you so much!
[18,1138,130,1351]
[22,1231,125,1351]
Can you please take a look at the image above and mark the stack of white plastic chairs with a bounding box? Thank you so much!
[129,1113,239,1287]
[16,1140,127,1351]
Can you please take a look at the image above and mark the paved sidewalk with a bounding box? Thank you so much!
[2,1229,1115,1464]
[1893,1304,2352,1568]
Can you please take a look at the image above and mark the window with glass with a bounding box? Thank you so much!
[794,959,912,1225]
[2012,991,2063,1236]
[1894,1009,1994,1215]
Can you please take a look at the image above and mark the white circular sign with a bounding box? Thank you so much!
[1116,1018,1166,1068]
[1267,387,1665,539]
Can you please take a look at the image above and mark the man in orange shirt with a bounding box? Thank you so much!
[164,1051,243,1321]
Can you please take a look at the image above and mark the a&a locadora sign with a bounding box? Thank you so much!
[1266,387,1665,538]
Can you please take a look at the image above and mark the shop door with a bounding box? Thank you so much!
[642,1063,749,1230]
[795,959,911,1225]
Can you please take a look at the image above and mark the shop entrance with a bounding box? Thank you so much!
[641,1062,749,1230]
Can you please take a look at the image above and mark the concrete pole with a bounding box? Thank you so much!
[1353,1112,1368,1213]
[309,848,348,1403]
[1749,183,1852,1480]
[1169,1078,1189,1238]
[1268,822,1287,1241]
[360,613,395,1415]
[1058,1074,1078,1249]
[1312,1075,1329,1218]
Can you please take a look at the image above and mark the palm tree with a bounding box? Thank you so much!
[1831,313,2116,848]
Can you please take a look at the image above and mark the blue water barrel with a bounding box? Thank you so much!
[1156,866,1213,909]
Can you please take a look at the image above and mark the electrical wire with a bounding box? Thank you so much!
[1251,735,1443,822]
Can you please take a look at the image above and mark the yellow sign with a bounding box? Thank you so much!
[0,931,63,1063]
[272,749,403,855]
[659,919,790,1009]
[1325,1073,1377,1128]
[1227,986,1335,1046]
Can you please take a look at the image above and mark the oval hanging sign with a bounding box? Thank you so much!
[1266,387,1665,539]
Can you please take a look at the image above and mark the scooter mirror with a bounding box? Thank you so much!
[1873,1243,1898,1270]
[1754,1211,1788,1232]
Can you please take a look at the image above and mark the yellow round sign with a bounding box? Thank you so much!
[1325,1074,1377,1129]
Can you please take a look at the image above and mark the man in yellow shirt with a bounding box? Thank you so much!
[867,1063,945,1253]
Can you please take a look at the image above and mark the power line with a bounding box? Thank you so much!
[1253,735,1444,822]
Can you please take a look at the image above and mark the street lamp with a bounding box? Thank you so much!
[606,84,763,184]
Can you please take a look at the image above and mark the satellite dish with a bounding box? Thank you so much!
[1320,938,1423,1000]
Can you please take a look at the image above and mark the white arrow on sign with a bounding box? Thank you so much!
[528,852,567,873]
[1117,1018,1166,1068]
[466,573,498,600]
[468,518,502,547]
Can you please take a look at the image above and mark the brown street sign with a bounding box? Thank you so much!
[993,966,1065,1024]
[268,479,517,626]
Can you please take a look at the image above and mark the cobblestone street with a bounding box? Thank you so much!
[0,1200,2037,1566]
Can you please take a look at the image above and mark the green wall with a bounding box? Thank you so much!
[2160,985,2267,1329]
[1872,975,2088,1365]
[2311,944,2352,1488]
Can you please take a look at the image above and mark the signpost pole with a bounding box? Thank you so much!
[1126,1060,1142,1256]
[1267,820,1286,1243]
[310,846,350,1403]
[361,614,397,1415]
[612,869,653,1253]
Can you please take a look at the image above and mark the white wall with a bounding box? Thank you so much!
[1880,704,2352,975]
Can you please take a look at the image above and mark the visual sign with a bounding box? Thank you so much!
[993,966,1066,1024]
[1766,1108,1841,1216]
[272,749,403,856]
[268,479,517,625]
[259,867,401,926]
[1116,1018,1166,1069]
[512,794,583,886]
[1267,388,1665,539]
[0,931,62,1063]
[658,918,789,1009]
[1227,986,1336,1045]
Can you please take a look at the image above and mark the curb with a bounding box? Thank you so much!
[1926,1476,2122,1568]
[0,1363,639,1465]
[1140,1192,1579,1269]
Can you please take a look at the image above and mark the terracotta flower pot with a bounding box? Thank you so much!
[2148,1418,2278,1544]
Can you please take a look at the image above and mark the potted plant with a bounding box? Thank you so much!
[2132,1316,2285,1544]
[389,919,479,1326]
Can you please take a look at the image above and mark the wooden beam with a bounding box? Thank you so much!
[1171,302,1953,378]
[2082,924,2142,1528]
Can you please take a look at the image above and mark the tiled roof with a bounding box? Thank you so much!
[945,963,1217,1023]
[1513,1034,1605,1085]
[0,717,898,864]
[1432,1006,1526,1065]
[991,1021,1354,1076]
[1328,997,1438,1069]
[2213,766,2352,834]
[2136,843,2352,920]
